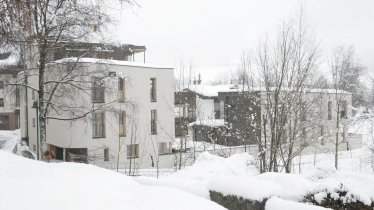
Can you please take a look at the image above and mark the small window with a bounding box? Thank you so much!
[0,81,4,89]
[158,142,171,154]
[0,98,4,107]
[119,111,126,137]
[328,101,332,120]
[150,78,156,102]
[92,112,105,138]
[32,118,36,127]
[33,144,36,151]
[118,77,125,102]
[104,148,109,161]
[15,87,20,107]
[127,144,139,158]
[151,110,157,135]
[340,100,347,119]
[320,126,325,145]
[301,104,307,122]
[92,77,105,103]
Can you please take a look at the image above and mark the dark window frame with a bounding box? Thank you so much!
[104,148,109,161]
[151,109,157,135]
[119,111,126,137]
[91,77,105,103]
[92,112,106,138]
[150,78,157,102]
[118,77,125,102]
[127,144,139,159]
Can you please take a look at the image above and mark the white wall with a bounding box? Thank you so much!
[23,62,175,169]
[196,97,215,121]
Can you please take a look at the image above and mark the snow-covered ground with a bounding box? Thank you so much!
[1,116,374,209]
[0,150,225,210]
[0,130,35,159]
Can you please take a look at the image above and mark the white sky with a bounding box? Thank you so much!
[111,0,374,83]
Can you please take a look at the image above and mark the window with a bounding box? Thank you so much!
[340,100,347,119]
[119,111,126,137]
[0,115,9,129]
[0,81,4,89]
[328,101,332,120]
[301,105,307,122]
[92,77,105,103]
[320,126,325,145]
[127,144,139,158]
[104,148,109,161]
[33,144,36,152]
[150,78,156,102]
[0,98,3,107]
[92,112,105,138]
[15,87,20,107]
[188,107,196,119]
[151,110,157,134]
[158,142,172,154]
[118,77,125,102]
[32,118,36,127]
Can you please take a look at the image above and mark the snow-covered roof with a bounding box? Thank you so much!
[185,84,351,97]
[189,119,225,127]
[186,84,245,97]
[52,57,173,69]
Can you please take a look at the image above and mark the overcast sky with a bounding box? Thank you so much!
[112,0,374,82]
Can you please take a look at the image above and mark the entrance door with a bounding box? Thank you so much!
[55,147,64,161]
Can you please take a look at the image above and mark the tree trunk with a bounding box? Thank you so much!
[335,104,340,170]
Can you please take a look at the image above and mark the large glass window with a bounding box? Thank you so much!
[92,112,105,138]
[158,142,172,154]
[92,77,105,103]
[127,144,139,158]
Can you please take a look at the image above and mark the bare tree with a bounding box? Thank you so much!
[255,6,319,173]
[329,45,362,169]
[0,0,133,160]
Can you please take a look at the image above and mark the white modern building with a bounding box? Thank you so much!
[21,58,175,170]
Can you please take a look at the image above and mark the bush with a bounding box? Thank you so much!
[209,190,267,210]
[304,188,374,210]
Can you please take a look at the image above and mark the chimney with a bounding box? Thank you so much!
[197,73,202,85]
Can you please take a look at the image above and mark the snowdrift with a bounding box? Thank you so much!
[0,151,225,210]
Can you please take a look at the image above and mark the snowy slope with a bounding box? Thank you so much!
[0,151,225,210]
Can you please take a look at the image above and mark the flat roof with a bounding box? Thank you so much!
[51,57,173,69]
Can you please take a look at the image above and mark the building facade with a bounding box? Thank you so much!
[22,59,175,169]
[177,85,359,153]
